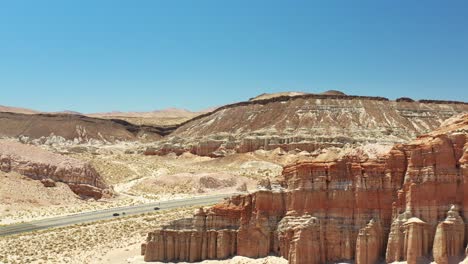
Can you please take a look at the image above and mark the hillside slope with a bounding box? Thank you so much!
[0,112,170,143]
[149,93,468,156]
[0,105,39,114]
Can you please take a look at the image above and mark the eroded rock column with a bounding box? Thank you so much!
[433,205,466,264]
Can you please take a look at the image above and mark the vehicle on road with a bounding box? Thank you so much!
[154,207,160,210]
[112,213,120,216]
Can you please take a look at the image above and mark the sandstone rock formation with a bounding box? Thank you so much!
[147,92,468,156]
[0,139,111,199]
[141,113,468,263]
[433,205,466,264]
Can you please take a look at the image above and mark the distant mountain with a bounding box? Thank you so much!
[87,108,206,126]
[249,91,309,101]
[89,107,198,118]
[50,110,83,115]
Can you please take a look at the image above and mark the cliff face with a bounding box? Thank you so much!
[142,114,468,263]
[149,94,468,156]
[0,140,111,199]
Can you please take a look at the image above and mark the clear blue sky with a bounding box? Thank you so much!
[1,1,467,113]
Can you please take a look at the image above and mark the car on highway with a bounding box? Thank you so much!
[154,207,160,210]
[112,213,120,216]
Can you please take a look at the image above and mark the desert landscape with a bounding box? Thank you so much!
[1,2,468,263]
[1,91,467,264]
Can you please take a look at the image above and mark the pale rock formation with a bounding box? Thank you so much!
[0,139,111,198]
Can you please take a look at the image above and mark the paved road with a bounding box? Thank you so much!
[0,193,238,237]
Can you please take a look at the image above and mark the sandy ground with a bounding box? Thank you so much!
[0,170,150,224]
[70,151,284,201]
[123,255,288,264]
[0,207,195,264]
[1,205,289,264]
[0,172,228,225]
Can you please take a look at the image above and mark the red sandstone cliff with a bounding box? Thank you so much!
[0,139,111,199]
[142,113,468,263]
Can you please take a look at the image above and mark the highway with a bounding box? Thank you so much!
[0,193,237,237]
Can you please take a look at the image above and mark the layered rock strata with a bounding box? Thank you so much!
[142,114,468,263]
[148,93,468,156]
[0,139,110,199]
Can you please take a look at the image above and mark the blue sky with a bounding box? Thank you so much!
[0,1,467,113]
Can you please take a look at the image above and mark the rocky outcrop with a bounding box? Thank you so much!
[40,178,57,187]
[356,219,384,264]
[433,205,466,264]
[148,93,468,156]
[142,114,468,263]
[386,213,431,264]
[0,139,111,199]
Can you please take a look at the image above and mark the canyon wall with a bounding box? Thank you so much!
[142,114,468,263]
[0,139,111,199]
[148,93,468,156]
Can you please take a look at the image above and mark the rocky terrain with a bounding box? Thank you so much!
[0,92,466,264]
[0,139,111,199]
[70,148,287,202]
[141,113,468,264]
[147,92,468,157]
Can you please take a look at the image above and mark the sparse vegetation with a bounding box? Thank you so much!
[0,207,195,264]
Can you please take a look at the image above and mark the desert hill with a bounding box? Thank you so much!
[0,104,39,115]
[0,112,169,143]
[149,92,468,156]
[87,108,204,126]
[0,104,202,127]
